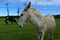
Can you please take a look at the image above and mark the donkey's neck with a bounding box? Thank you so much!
[29,8,43,19]
[27,10,43,28]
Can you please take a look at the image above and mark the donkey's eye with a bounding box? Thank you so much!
[20,14,23,16]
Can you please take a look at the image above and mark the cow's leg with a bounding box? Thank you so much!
[11,21,13,24]
[14,20,17,24]
[6,20,8,24]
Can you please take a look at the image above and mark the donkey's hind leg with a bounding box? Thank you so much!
[47,31,53,40]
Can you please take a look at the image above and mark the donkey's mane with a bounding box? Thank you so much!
[29,7,42,17]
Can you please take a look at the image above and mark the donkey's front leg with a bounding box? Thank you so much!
[36,32,42,40]
[37,33,40,40]
[41,31,45,40]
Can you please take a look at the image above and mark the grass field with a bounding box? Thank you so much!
[0,18,60,40]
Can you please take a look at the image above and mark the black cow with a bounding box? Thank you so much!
[4,16,17,24]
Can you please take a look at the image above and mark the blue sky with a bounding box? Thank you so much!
[0,0,60,16]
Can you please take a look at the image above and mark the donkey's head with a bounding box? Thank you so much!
[18,2,31,28]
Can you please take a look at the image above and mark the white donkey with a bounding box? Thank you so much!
[18,2,56,40]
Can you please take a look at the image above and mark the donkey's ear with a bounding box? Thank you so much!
[24,2,31,11]
[27,2,31,8]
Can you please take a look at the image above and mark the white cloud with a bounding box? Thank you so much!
[28,0,36,4]
[0,0,36,4]
[0,0,60,5]
[57,13,60,14]
[0,0,26,3]
[56,12,60,14]
[36,0,60,6]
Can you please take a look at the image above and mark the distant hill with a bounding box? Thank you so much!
[0,16,19,18]
[53,14,60,18]
[0,15,60,18]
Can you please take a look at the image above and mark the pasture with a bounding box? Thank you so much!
[0,18,60,40]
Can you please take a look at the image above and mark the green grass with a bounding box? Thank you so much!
[53,18,60,40]
[0,18,60,40]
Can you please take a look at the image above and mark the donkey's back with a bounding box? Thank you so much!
[45,15,56,31]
